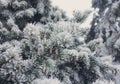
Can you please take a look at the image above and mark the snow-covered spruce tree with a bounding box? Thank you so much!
[86,0,120,83]
[0,0,68,44]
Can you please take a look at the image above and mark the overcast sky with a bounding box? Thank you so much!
[51,0,93,28]
[51,0,92,18]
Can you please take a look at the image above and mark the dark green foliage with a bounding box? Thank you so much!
[0,0,51,30]
[114,3,120,17]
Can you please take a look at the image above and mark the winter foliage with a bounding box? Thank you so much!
[0,0,120,84]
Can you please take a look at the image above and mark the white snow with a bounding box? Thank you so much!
[32,78,62,84]
[93,79,115,84]
[104,8,109,16]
